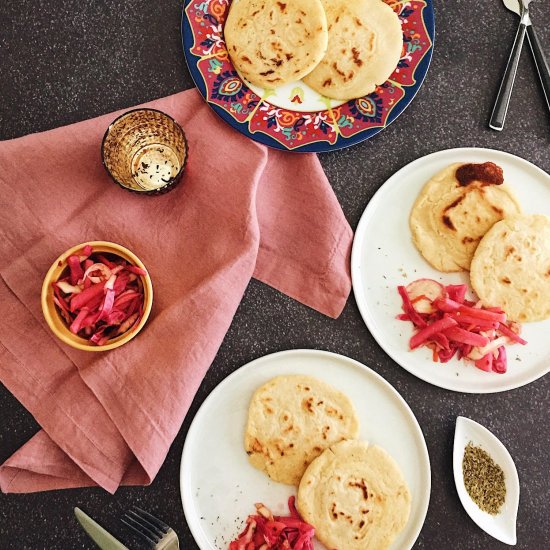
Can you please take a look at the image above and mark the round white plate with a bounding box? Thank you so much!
[352,147,550,393]
[180,349,431,549]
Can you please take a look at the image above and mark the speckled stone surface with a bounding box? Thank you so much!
[1,0,549,548]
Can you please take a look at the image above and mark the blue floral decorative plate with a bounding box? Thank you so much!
[182,0,435,152]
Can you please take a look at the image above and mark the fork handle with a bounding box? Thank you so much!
[526,25,550,114]
[489,20,528,131]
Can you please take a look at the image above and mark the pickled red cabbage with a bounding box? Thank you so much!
[53,246,146,345]
[229,498,315,550]
[397,280,526,374]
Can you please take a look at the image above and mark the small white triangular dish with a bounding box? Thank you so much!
[453,416,519,546]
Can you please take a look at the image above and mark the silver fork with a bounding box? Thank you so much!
[121,507,179,549]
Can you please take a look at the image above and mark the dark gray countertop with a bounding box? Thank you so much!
[1,0,549,548]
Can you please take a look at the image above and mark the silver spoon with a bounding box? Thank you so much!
[503,0,550,115]
[490,0,533,131]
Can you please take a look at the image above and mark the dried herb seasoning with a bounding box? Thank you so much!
[462,442,506,515]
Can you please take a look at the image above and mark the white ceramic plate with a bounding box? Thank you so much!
[351,147,550,393]
[180,349,431,549]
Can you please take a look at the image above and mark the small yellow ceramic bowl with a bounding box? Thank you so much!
[41,241,153,352]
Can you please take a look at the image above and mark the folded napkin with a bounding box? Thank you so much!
[0,89,352,494]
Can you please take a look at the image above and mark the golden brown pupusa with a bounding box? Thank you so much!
[409,162,522,272]
[471,214,550,322]
[297,440,411,550]
[224,0,328,88]
[244,375,359,485]
[303,0,402,100]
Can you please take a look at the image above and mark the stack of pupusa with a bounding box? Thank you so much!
[410,161,550,322]
[224,0,403,101]
[244,375,411,550]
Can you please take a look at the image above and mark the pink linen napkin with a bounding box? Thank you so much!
[0,88,352,494]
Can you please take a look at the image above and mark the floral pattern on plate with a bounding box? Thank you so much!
[183,0,434,152]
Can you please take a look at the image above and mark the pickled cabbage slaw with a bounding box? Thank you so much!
[397,279,527,374]
[229,498,315,550]
[52,245,146,345]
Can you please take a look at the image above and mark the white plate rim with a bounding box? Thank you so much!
[351,146,550,394]
[179,348,431,550]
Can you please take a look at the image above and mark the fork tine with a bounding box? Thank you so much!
[132,507,170,533]
[126,510,165,538]
[122,513,160,545]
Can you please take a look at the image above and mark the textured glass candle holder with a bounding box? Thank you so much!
[102,108,188,195]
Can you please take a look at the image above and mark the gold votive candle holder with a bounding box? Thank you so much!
[101,108,188,195]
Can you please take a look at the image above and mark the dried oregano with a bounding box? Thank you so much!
[462,442,506,515]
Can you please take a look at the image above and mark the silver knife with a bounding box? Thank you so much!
[74,507,129,550]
